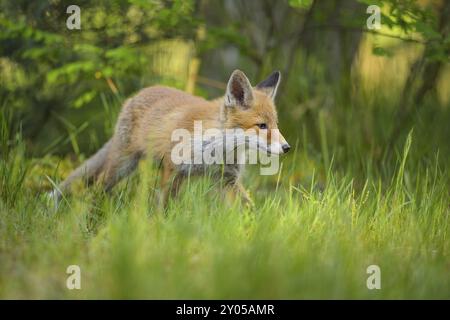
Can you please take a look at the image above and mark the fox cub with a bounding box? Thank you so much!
[52,70,290,206]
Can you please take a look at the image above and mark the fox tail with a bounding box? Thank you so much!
[49,139,112,206]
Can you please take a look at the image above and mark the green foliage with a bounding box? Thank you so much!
[0,0,198,154]
[288,0,313,9]
[362,0,449,63]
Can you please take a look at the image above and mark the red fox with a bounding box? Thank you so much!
[51,70,290,206]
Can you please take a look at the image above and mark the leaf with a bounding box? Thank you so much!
[73,90,97,109]
[415,21,441,40]
[372,46,392,57]
[288,0,313,9]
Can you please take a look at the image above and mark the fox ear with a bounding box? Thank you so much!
[256,70,281,100]
[225,70,254,109]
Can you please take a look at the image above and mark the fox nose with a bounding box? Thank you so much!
[282,144,291,154]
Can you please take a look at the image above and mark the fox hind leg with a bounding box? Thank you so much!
[101,152,142,192]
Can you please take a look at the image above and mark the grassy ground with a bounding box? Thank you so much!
[1,103,449,299]
[1,55,450,298]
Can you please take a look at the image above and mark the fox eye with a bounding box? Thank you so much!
[257,123,268,130]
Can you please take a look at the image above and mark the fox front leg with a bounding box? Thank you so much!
[162,174,184,208]
[159,160,185,209]
[225,181,255,208]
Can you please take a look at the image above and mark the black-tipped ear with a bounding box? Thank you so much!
[225,70,254,109]
[256,70,281,100]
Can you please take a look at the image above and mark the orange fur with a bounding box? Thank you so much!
[53,70,289,207]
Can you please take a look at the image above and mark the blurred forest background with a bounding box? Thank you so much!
[1,0,449,168]
[1,0,450,299]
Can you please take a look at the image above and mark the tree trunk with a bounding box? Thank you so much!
[390,1,450,146]
[299,0,366,95]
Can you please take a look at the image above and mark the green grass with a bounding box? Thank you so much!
[1,110,449,299]
[1,82,449,299]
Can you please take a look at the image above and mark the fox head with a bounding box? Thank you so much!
[222,69,290,155]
